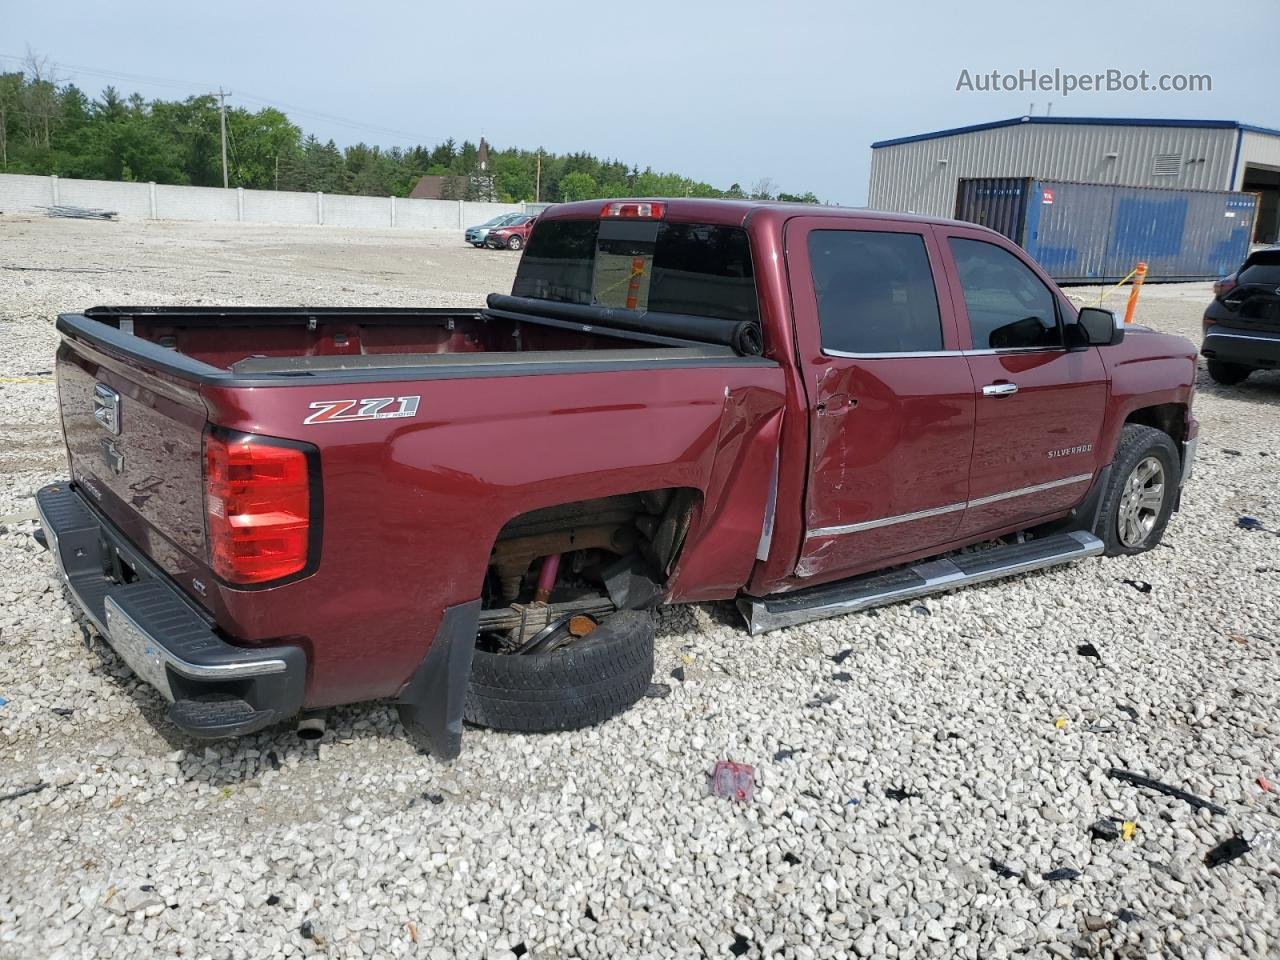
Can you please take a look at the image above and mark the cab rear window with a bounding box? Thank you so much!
[512,219,758,324]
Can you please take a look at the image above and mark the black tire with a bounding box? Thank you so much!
[464,610,654,733]
[471,242,484,248]
[507,235,524,251]
[1094,424,1180,556]
[1206,359,1252,385]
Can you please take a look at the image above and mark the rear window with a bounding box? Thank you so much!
[512,219,758,324]
[1239,254,1280,286]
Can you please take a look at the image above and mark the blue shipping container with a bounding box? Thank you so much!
[954,178,1257,283]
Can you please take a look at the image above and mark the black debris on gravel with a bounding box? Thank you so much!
[1089,819,1121,842]
[0,782,49,802]
[884,787,920,801]
[1117,909,1142,923]
[773,747,803,762]
[990,859,1021,879]
[831,672,854,682]
[782,852,801,865]
[1205,836,1250,868]
[829,648,854,664]
[1043,867,1082,882]
[670,666,686,682]
[644,682,671,699]
[299,920,316,940]
[911,604,931,616]
[422,792,444,806]
[1076,643,1102,661]
[806,694,836,708]
[51,707,74,717]
[1107,768,1227,815]
[1117,704,1140,722]
[729,933,751,957]
[1120,578,1152,593]
[266,894,280,906]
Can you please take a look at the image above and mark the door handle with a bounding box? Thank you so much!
[982,382,1019,397]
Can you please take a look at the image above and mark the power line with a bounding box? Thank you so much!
[0,52,441,146]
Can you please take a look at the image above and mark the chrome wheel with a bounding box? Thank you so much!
[1117,455,1165,547]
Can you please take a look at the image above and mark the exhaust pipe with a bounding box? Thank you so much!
[297,712,326,741]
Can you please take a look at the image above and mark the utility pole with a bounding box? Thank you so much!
[535,151,542,203]
[211,88,231,188]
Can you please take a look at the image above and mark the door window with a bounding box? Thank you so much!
[948,238,1062,350]
[808,230,943,354]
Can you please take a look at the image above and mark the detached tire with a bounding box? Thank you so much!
[1094,424,1180,556]
[464,610,654,733]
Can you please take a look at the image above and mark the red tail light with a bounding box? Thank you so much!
[1213,274,1237,298]
[204,431,314,585]
[601,201,666,220]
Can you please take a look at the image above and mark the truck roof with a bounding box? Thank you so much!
[540,197,974,231]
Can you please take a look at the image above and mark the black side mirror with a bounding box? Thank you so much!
[1076,306,1124,347]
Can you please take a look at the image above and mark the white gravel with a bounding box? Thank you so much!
[1,215,1278,960]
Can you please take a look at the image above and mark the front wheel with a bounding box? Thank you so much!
[1094,424,1180,556]
[1206,359,1251,385]
[507,235,524,251]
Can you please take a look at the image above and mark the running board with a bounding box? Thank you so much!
[738,530,1104,635]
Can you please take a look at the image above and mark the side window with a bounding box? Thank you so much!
[947,238,1062,350]
[808,230,944,354]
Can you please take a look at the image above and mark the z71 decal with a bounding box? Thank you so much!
[303,396,421,425]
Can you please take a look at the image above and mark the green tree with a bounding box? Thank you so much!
[559,171,600,201]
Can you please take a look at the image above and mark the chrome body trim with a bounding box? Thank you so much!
[807,473,1093,539]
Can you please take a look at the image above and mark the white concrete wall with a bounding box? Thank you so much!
[0,173,529,230]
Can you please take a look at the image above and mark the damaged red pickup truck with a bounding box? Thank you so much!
[39,199,1198,757]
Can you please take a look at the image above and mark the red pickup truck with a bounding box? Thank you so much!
[38,199,1198,758]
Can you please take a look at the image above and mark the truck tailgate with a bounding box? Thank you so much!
[56,337,209,585]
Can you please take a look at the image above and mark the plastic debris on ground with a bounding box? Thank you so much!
[1077,643,1102,661]
[831,672,854,682]
[1054,716,1069,730]
[644,682,671,699]
[0,782,49,802]
[829,648,854,664]
[1107,768,1227,815]
[1205,836,1250,868]
[884,787,920,801]
[1121,821,1138,842]
[1121,578,1153,593]
[772,747,802,762]
[1043,867,1081,882]
[911,604,931,616]
[709,761,754,803]
[1259,776,1273,793]
[990,859,1021,879]
[1090,819,1121,842]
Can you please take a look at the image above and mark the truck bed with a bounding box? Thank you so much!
[64,303,754,384]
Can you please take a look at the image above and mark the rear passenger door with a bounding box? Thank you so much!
[936,227,1108,539]
[786,217,976,581]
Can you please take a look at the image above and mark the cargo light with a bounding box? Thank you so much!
[204,431,314,585]
[600,201,666,220]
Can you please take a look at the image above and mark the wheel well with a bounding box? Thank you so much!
[1123,403,1187,445]
[487,489,700,604]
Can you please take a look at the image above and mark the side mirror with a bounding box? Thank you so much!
[1076,306,1124,347]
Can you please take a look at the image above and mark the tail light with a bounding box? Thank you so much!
[601,201,666,220]
[204,431,315,585]
[1213,274,1237,298]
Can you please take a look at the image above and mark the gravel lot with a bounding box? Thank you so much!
[1,216,1278,960]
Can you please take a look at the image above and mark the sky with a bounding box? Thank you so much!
[3,0,1275,205]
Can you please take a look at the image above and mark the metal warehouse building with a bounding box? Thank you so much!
[868,116,1280,243]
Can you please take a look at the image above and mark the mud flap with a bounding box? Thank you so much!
[396,599,481,760]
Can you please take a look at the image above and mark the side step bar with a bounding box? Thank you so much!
[738,530,1104,635]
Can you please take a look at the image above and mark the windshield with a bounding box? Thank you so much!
[512,219,759,324]
[480,214,515,228]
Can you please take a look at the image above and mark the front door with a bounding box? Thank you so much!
[935,227,1108,539]
[786,217,976,582]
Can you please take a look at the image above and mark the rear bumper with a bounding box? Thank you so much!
[35,482,306,738]
[1201,325,1280,369]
